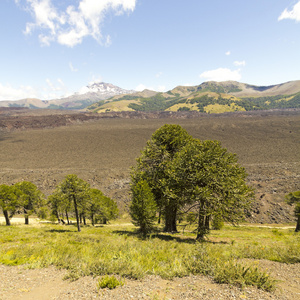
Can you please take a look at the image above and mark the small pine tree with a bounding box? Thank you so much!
[130,180,157,235]
[211,214,224,230]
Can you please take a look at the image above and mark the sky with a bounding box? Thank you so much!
[0,0,300,101]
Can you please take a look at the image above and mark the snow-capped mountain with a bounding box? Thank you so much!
[0,82,135,110]
[79,82,134,96]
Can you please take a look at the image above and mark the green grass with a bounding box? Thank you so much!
[0,223,299,292]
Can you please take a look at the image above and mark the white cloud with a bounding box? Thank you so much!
[225,51,231,56]
[69,62,78,72]
[200,68,242,82]
[135,84,148,91]
[279,1,300,22]
[19,0,137,47]
[0,83,38,100]
[233,60,246,66]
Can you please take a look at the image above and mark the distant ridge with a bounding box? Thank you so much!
[1,80,300,112]
[0,82,134,110]
[88,80,300,114]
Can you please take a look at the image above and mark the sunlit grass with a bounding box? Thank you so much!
[0,223,299,291]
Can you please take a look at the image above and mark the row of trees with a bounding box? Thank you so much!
[130,124,255,239]
[0,175,118,231]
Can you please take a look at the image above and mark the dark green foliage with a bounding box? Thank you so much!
[88,188,118,225]
[55,174,90,232]
[129,180,157,235]
[285,191,300,232]
[177,106,190,111]
[171,139,254,239]
[131,124,193,232]
[132,124,253,239]
[14,181,45,225]
[0,185,18,225]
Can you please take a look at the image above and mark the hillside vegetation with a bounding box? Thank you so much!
[87,80,300,113]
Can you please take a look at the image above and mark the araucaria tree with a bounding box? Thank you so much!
[131,124,192,232]
[57,174,90,232]
[285,191,300,232]
[130,180,157,235]
[14,181,45,225]
[0,184,18,226]
[131,124,254,239]
[170,139,254,240]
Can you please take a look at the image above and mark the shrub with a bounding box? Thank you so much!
[98,275,124,289]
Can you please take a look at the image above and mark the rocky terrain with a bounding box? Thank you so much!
[0,108,299,223]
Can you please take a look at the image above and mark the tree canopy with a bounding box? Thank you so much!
[131,124,192,232]
[130,124,254,239]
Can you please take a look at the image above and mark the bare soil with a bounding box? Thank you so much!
[0,260,299,300]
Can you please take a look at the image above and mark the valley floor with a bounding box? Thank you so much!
[0,260,299,300]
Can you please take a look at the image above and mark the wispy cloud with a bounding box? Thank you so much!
[225,51,231,56]
[0,83,38,100]
[200,68,242,82]
[0,78,70,101]
[69,62,78,72]
[18,0,137,47]
[233,60,246,66]
[278,1,300,22]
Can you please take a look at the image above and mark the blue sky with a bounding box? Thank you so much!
[0,0,300,100]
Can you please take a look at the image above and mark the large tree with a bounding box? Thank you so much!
[58,174,90,232]
[285,191,300,232]
[0,185,18,226]
[170,139,254,239]
[14,181,45,225]
[131,124,192,232]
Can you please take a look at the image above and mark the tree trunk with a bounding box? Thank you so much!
[296,215,300,232]
[56,211,61,224]
[164,205,177,232]
[25,215,29,225]
[66,210,69,225]
[3,210,11,226]
[196,203,208,240]
[72,196,81,232]
[205,215,210,232]
[91,213,94,226]
[83,215,86,225]
[158,207,161,224]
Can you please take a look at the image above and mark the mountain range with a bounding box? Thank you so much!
[0,82,135,110]
[87,80,300,114]
[0,80,300,113]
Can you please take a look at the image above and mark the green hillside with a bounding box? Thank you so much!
[87,81,300,113]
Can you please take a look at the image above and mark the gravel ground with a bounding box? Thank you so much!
[0,260,299,300]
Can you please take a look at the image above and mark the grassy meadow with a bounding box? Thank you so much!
[0,220,299,292]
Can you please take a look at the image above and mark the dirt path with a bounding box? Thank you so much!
[0,260,299,300]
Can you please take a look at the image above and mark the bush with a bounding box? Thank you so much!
[98,275,124,289]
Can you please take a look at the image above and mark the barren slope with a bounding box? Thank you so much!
[0,109,299,222]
